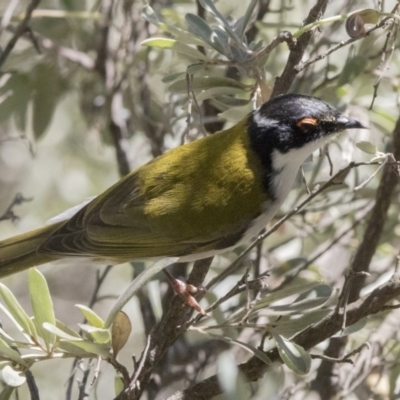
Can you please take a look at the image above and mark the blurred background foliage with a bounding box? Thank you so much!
[0,0,400,399]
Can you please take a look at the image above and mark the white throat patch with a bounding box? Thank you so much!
[270,135,334,203]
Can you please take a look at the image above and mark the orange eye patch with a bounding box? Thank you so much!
[296,117,318,129]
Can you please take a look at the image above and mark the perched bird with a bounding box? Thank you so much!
[0,94,366,278]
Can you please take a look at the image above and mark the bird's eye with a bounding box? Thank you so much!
[296,117,318,133]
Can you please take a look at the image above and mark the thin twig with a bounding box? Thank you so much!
[25,369,40,400]
[0,0,41,69]
[311,342,370,365]
[298,3,400,73]
[370,25,398,109]
[206,160,387,290]
[0,193,33,222]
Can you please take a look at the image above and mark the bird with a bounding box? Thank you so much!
[0,94,366,278]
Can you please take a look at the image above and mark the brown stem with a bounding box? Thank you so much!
[348,116,400,302]
[271,0,329,97]
[169,270,400,399]
[117,258,213,400]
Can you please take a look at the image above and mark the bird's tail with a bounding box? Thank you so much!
[0,223,63,278]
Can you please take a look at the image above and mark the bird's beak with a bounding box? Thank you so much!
[336,115,368,130]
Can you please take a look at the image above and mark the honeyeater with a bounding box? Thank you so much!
[0,94,365,277]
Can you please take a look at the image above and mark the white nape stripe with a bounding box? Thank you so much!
[253,112,279,128]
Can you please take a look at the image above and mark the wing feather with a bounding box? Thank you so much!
[39,118,267,261]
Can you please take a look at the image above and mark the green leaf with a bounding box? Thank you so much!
[0,328,15,345]
[217,352,240,400]
[141,5,159,25]
[32,63,60,139]
[161,72,186,83]
[169,76,247,94]
[350,8,380,24]
[61,340,110,358]
[28,269,56,348]
[198,0,242,45]
[0,284,37,340]
[1,366,26,387]
[212,96,250,107]
[78,324,111,344]
[141,38,208,61]
[206,332,271,365]
[105,258,178,328]
[0,385,14,400]
[338,56,368,86]
[196,87,247,102]
[0,338,26,366]
[271,309,331,337]
[114,376,124,397]
[185,14,225,54]
[265,284,336,316]
[341,318,368,336]
[0,73,31,124]
[227,280,320,323]
[356,141,378,155]
[273,332,311,375]
[237,0,258,38]
[75,305,104,328]
[55,320,82,338]
[141,5,209,47]
[111,311,132,357]
[43,323,82,341]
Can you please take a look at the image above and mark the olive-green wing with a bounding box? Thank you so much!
[40,120,266,261]
[39,169,252,260]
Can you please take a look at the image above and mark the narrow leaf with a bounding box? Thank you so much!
[105,258,178,328]
[217,352,239,400]
[0,284,37,340]
[55,320,82,338]
[78,324,111,344]
[338,56,367,86]
[115,376,124,397]
[238,0,258,38]
[57,341,97,358]
[0,338,26,366]
[351,8,380,24]
[32,63,60,139]
[141,38,208,61]
[141,5,208,47]
[341,318,368,336]
[185,14,225,54]
[62,340,110,358]
[198,0,241,44]
[28,269,56,348]
[206,332,271,365]
[141,5,159,24]
[356,141,378,154]
[43,323,83,341]
[0,385,14,400]
[75,305,104,328]
[227,281,319,323]
[169,76,247,94]
[273,332,311,375]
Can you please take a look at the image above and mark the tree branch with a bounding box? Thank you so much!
[271,0,329,97]
[348,113,400,302]
[169,268,400,399]
[116,258,213,400]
